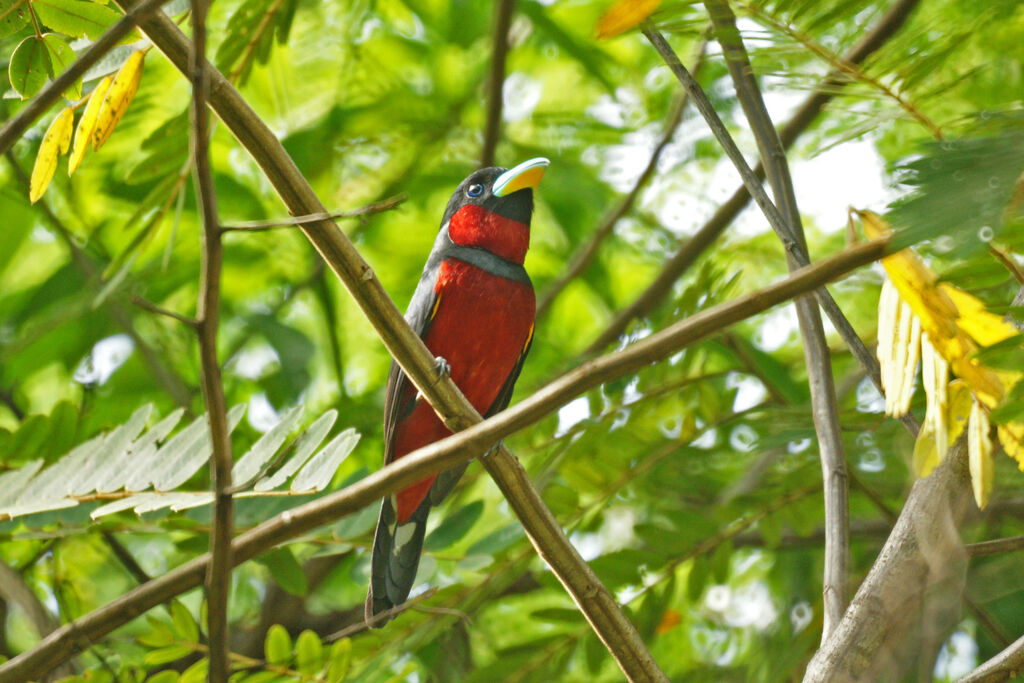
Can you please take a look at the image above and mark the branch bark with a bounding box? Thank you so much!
[706,0,854,639]
[480,0,515,167]
[0,237,887,683]
[647,14,851,637]
[188,0,233,680]
[803,438,972,681]
[586,0,922,354]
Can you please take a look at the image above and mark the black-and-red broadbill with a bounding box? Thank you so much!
[365,158,549,622]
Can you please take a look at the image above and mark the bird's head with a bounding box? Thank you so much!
[441,157,549,265]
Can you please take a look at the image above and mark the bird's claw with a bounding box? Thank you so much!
[481,441,503,459]
[432,356,451,384]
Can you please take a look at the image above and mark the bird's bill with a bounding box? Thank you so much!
[492,157,550,197]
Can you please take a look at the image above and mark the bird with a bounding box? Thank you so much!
[365,158,549,624]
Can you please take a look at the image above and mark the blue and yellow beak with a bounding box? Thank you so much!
[492,157,550,197]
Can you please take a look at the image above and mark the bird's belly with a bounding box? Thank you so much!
[392,259,534,520]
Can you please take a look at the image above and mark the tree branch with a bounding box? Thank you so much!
[188,1,232,679]
[0,236,887,683]
[536,36,707,319]
[586,0,922,354]
[959,632,1024,683]
[0,0,173,155]
[803,438,972,681]
[219,195,405,231]
[480,0,515,167]
[705,0,855,640]
[648,13,851,637]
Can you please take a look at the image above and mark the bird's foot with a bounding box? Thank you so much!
[432,356,451,385]
[481,441,503,459]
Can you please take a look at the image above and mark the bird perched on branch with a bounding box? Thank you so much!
[366,158,549,623]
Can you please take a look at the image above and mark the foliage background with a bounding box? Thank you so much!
[1,0,1023,680]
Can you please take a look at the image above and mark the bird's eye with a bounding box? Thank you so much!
[467,183,484,197]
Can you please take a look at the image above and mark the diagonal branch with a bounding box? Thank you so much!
[188,1,233,679]
[0,0,173,155]
[585,0,922,355]
[480,0,516,167]
[536,36,708,318]
[0,237,888,683]
[698,0,850,639]
[959,632,1024,683]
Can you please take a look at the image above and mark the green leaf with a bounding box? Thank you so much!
[0,0,31,38]
[973,333,1024,371]
[265,624,292,666]
[142,645,194,666]
[294,629,323,675]
[147,671,181,683]
[33,0,120,39]
[255,409,336,491]
[9,35,52,99]
[326,639,352,683]
[256,546,308,596]
[466,523,524,557]
[169,600,199,643]
[137,616,175,648]
[41,33,80,99]
[423,500,484,551]
[231,405,302,487]
[291,428,359,492]
[179,658,208,683]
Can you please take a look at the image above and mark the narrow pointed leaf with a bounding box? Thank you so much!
[93,50,145,150]
[255,410,336,491]
[232,405,302,487]
[70,76,112,175]
[291,428,359,492]
[95,408,184,493]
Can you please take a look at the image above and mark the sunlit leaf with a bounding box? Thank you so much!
[9,35,52,99]
[70,76,112,174]
[29,107,73,203]
[0,0,31,38]
[968,399,994,508]
[33,0,119,39]
[93,50,145,150]
[41,33,80,99]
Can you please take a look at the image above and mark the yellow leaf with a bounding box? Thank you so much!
[69,75,112,175]
[877,280,920,417]
[998,422,1024,470]
[93,51,145,151]
[921,335,950,459]
[596,0,663,39]
[940,284,1019,347]
[914,379,971,477]
[968,399,993,509]
[29,107,74,203]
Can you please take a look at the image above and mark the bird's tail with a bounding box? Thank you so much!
[365,494,431,625]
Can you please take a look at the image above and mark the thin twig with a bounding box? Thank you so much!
[325,588,439,642]
[480,0,515,167]
[957,632,1024,682]
[130,294,198,327]
[219,195,406,231]
[0,236,888,683]
[189,1,232,680]
[696,0,850,639]
[101,532,152,584]
[536,38,707,318]
[585,0,923,355]
[966,535,1024,558]
[0,0,173,155]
